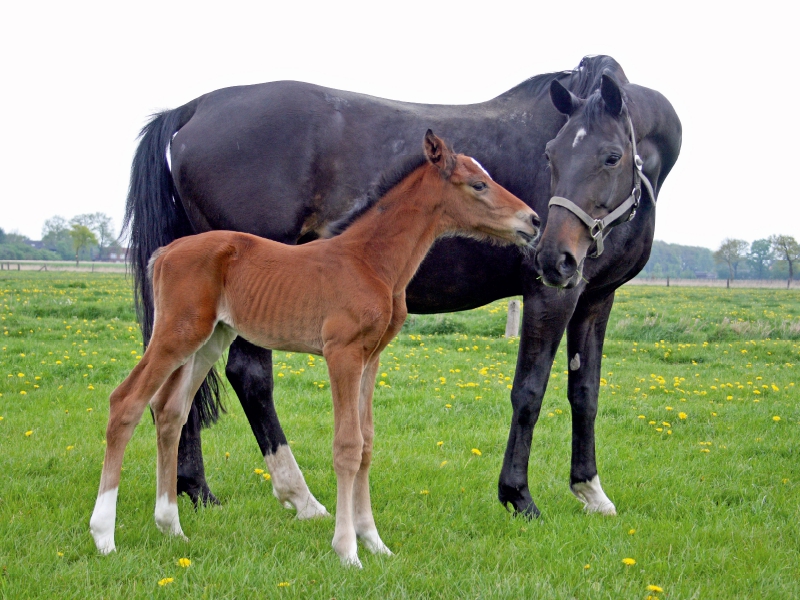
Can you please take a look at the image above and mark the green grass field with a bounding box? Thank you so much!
[1,272,798,598]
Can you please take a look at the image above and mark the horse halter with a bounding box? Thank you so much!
[548,114,656,258]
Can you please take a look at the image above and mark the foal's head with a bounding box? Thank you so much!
[423,130,540,247]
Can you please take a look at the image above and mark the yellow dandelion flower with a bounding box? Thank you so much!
[157,577,174,586]
[277,582,290,587]
[628,529,636,535]
[437,441,444,447]
[254,468,264,474]
[440,461,448,468]
[584,564,591,570]
[647,584,664,593]
[471,448,482,456]
[622,557,636,566]
[445,403,452,409]
[20,390,27,395]
[420,489,429,495]
[177,558,191,567]
[263,473,271,480]
[665,406,673,411]
[773,416,781,422]
[66,445,74,451]
[225,452,230,460]
[25,430,33,436]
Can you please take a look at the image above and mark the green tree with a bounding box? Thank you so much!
[69,224,97,266]
[0,227,5,244]
[748,238,773,279]
[714,238,749,281]
[42,216,74,260]
[770,235,800,289]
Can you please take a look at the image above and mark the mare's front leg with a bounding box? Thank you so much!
[498,284,578,517]
[324,343,368,567]
[566,291,617,515]
[225,338,328,519]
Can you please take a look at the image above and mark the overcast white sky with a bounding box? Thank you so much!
[1,1,797,249]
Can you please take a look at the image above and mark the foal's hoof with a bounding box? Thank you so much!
[294,497,330,520]
[92,533,116,555]
[340,553,363,569]
[358,531,393,556]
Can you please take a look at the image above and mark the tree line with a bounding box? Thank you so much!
[639,236,799,288]
[0,213,122,264]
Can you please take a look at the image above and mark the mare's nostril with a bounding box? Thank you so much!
[556,252,577,278]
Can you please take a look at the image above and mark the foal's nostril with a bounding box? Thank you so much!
[530,213,541,230]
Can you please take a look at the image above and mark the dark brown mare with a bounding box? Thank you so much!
[91,132,539,566]
[124,56,681,520]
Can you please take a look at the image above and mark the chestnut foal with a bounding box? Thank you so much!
[90,131,539,567]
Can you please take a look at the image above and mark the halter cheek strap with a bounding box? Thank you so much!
[548,115,656,258]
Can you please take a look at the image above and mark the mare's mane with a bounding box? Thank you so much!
[508,55,628,102]
[325,153,428,237]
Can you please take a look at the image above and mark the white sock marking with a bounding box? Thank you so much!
[265,445,329,519]
[571,475,617,515]
[90,487,119,554]
[154,493,185,538]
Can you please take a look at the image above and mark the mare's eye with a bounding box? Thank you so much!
[472,182,487,191]
[605,154,621,166]
[544,151,551,162]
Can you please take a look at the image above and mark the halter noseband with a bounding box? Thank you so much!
[548,114,656,258]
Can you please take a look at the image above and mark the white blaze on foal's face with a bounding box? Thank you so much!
[469,157,492,179]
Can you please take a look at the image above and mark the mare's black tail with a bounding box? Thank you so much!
[123,101,224,427]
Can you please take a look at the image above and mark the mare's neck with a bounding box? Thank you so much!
[335,167,447,293]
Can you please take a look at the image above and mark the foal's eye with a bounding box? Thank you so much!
[472,182,487,191]
[605,154,621,166]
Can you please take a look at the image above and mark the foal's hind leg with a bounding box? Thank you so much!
[90,347,187,554]
[151,324,236,539]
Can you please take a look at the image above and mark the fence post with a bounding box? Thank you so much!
[666,277,670,287]
[505,300,521,338]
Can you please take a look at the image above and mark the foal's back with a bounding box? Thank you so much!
[151,230,386,356]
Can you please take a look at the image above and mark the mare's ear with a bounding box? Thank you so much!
[424,129,456,177]
[600,72,623,116]
[550,80,580,116]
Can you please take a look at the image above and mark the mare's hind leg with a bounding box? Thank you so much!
[152,324,237,539]
[225,338,328,519]
[90,346,188,554]
[566,292,617,515]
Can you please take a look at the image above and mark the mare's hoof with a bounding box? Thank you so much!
[178,479,220,508]
[498,482,541,519]
[570,476,617,516]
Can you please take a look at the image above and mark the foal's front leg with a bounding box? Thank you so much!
[324,345,367,567]
[352,355,391,556]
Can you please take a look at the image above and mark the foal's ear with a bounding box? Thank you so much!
[424,129,456,177]
[600,72,624,116]
[550,80,580,116]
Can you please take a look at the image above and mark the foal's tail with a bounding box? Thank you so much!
[123,101,223,427]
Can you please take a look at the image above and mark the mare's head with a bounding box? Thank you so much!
[423,130,539,247]
[535,73,641,288]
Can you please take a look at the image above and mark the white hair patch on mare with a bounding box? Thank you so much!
[572,128,587,148]
[571,475,617,515]
[469,157,492,179]
[569,353,581,371]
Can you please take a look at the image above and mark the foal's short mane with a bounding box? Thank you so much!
[325,153,428,237]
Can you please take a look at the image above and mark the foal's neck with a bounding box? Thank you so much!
[335,167,447,293]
